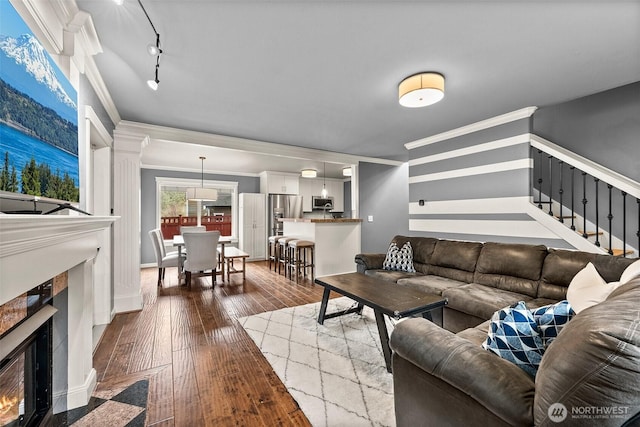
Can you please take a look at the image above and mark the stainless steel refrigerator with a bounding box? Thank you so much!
[268,194,303,236]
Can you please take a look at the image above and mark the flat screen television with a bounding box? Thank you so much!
[0,1,79,213]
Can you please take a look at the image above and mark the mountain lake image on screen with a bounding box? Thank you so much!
[0,1,79,202]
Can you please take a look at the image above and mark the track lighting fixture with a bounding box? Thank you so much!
[136,0,163,90]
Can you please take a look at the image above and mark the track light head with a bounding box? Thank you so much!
[147,63,159,90]
[147,43,160,56]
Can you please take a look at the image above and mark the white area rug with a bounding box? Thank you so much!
[239,297,396,427]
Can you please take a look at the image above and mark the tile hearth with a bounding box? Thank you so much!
[52,380,148,426]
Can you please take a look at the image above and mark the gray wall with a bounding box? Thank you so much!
[79,74,115,132]
[359,162,409,253]
[407,117,572,248]
[533,81,640,182]
[140,168,260,264]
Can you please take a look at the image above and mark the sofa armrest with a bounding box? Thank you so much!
[390,318,535,426]
[354,253,386,272]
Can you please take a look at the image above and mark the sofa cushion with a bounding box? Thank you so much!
[390,235,437,274]
[397,275,467,296]
[457,321,491,346]
[443,283,533,320]
[539,249,636,300]
[566,262,623,313]
[364,269,417,282]
[474,242,548,297]
[482,301,545,377]
[533,278,640,426]
[383,241,416,272]
[620,259,640,284]
[428,240,483,283]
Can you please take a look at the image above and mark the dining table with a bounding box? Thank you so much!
[172,234,233,284]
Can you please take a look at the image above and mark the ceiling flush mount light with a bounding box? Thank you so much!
[136,0,163,90]
[187,157,218,201]
[398,72,445,108]
[301,169,317,178]
[342,167,352,177]
[113,0,124,5]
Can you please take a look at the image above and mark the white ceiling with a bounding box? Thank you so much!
[77,0,640,178]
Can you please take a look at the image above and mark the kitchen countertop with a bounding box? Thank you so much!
[279,218,363,223]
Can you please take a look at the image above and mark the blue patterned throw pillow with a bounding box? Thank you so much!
[531,300,575,349]
[382,242,416,272]
[482,301,545,377]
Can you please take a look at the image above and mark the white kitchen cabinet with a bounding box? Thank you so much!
[239,193,267,260]
[259,171,300,194]
[329,180,345,212]
[299,178,345,212]
[299,178,313,212]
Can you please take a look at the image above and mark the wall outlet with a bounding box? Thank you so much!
[367,215,374,222]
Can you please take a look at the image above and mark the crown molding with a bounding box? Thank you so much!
[405,106,538,150]
[117,120,403,167]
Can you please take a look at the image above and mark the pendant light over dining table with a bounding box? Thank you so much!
[186,156,218,201]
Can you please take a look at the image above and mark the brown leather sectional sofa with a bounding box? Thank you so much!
[355,235,640,426]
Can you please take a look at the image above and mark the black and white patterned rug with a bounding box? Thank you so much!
[239,297,395,427]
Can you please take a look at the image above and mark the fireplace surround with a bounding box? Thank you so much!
[0,282,55,427]
[0,215,117,420]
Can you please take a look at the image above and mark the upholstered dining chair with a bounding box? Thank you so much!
[149,228,182,287]
[182,230,221,288]
[180,225,206,234]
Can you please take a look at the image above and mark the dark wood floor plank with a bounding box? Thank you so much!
[136,365,173,426]
[92,261,326,425]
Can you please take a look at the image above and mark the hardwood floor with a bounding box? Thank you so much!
[93,261,329,426]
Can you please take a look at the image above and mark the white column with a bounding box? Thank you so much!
[59,260,97,412]
[112,131,148,313]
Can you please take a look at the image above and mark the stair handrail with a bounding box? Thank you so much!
[530,134,640,199]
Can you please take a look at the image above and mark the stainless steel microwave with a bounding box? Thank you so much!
[312,196,334,210]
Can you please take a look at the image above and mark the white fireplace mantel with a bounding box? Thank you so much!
[0,215,117,305]
[0,214,118,413]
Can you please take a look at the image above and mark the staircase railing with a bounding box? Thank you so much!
[530,135,639,258]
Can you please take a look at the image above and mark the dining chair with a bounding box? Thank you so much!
[149,228,182,287]
[180,225,206,234]
[182,230,221,288]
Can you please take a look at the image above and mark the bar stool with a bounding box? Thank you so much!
[288,240,315,283]
[277,237,297,277]
[268,235,287,272]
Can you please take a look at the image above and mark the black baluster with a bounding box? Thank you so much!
[622,192,627,257]
[607,184,613,255]
[537,150,543,209]
[548,156,554,216]
[570,167,576,230]
[582,172,588,238]
[558,161,564,223]
[594,178,600,246]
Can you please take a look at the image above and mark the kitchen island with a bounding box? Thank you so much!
[280,218,362,277]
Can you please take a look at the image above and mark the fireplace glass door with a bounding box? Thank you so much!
[0,321,51,427]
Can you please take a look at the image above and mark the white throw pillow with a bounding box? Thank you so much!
[566,262,623,313]
[620,259,640,285]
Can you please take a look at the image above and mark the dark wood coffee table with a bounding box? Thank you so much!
[314,272,447,372]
